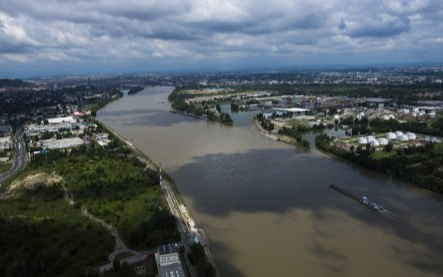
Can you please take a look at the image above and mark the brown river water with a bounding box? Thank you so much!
[98,86,443,277]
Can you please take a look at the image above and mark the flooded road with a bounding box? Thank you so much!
[98,86,443,277]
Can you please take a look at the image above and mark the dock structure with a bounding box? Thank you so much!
[179,204,209,246]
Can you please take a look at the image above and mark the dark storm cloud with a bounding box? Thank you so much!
[0,42,34,54]
[344,15,411,38]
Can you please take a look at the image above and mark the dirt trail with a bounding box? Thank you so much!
[59,182,141,264]
[2,171,146,272]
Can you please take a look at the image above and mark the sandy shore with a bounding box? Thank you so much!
[252,118,297,145]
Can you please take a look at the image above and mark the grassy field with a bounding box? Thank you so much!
[0,162,11,174]
[371,150,395,159]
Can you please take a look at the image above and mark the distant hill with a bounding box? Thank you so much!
[0,79,30,88]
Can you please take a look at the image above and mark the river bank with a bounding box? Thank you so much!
[97,117,219,276]
[252,118,294,143]
[98,87,443,277]
[252,118,313,151]
[316,134,443,195]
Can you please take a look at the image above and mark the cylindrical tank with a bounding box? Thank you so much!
[371,140,380,147]
[358,137,368,144]
[406,132,416,140]
[378,138,389,145]
[366,136,375,143]
[386,132,397,140]
[399,135,409,142]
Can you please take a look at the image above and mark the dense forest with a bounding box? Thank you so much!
[0,79,31,88]
[171,82,443,106]
[169,90,233,126]
[188,243,216,277]
[127,86,144,95]
[0,183,114,276]
[1,127,179,276]
[340,115,443,138]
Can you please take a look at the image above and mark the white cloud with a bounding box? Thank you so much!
[2,53,28,62]
[0,0,442,74]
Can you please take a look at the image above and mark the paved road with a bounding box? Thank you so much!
[0,128,27,184]
[161,173,220,277]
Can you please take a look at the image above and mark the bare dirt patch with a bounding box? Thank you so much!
[5,172,63,197]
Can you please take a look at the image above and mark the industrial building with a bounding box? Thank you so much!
[0,125,12,135]
[156,243,185,277]
[41,137,84,149]
[47,116,76,124]
[0,136,12,150]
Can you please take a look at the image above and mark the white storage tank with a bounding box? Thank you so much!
[386,132,397,140]
[371,140,380,147]
[395,131,404,137]
[399,135,409,142]
[358,137,368,144]
[366,136,375,143]
[378,138,389,145]
[428,111,436,118]
[406,132,416,140]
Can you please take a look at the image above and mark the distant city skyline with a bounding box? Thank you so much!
[1,0,443,78]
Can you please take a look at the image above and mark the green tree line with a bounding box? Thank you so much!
[316,134,443,194]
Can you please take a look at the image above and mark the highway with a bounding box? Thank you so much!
[0,128,27,185]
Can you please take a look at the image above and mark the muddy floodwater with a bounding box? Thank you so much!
[98,86,443,277]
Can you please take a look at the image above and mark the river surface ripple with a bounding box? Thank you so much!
[98,86,443,277]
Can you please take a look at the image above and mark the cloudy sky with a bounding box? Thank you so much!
[1,0,442,77]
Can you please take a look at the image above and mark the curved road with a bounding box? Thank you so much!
[0,128,27,185]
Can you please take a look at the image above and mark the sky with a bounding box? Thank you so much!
[1,0,443,77]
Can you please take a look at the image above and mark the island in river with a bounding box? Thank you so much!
[168,86,443,195]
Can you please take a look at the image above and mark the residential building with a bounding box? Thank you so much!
[0,125,12,135]
[0,136,12,150]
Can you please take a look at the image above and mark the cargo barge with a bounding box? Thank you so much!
[329,184,383,211]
